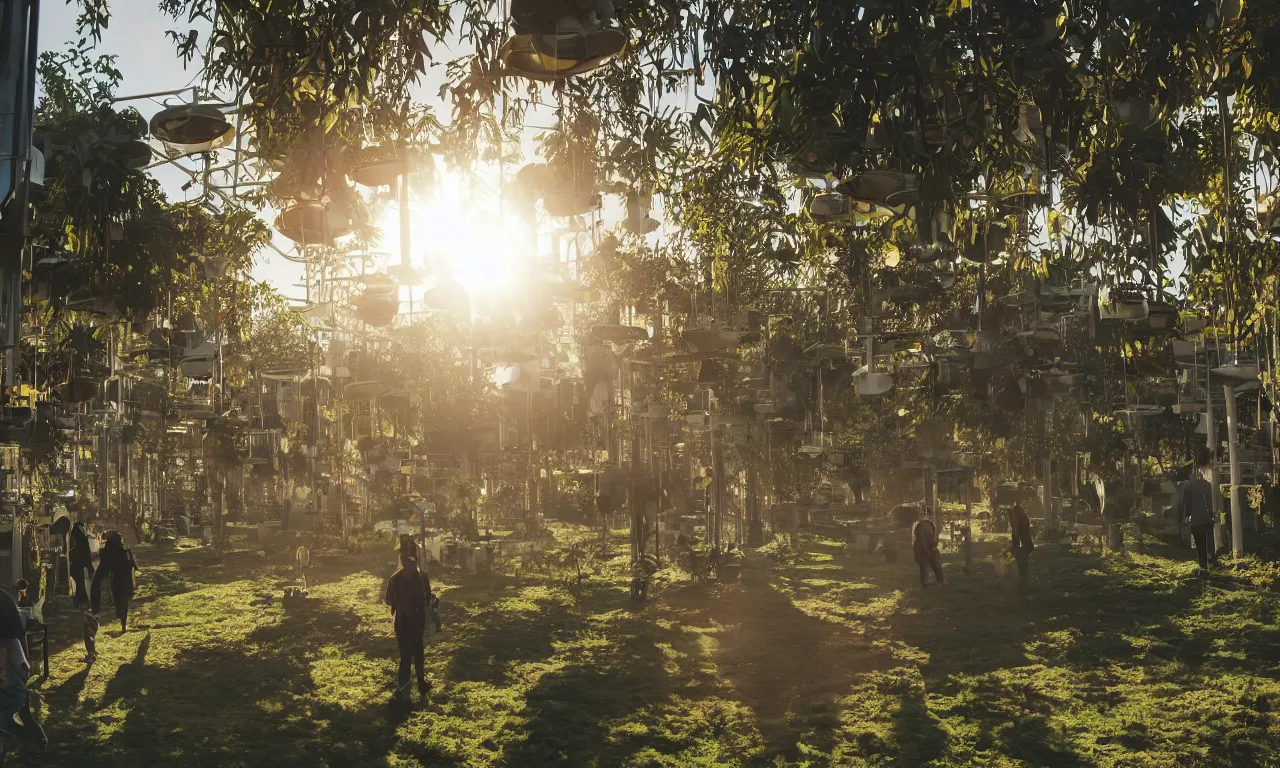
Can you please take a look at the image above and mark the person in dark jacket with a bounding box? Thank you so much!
[1009,504,1034,588]
[1176,456,1216,578]
[385,535,431,703]
[911,515,944,587]
[90,532,138,633]
[68,522,94,609]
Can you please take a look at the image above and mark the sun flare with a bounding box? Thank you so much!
[376,169,533,299]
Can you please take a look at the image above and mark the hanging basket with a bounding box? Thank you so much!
[349,145,419,188]
[149,104,233,148]
[344,380,391,400]
[275,202,353,245]
[854,368,894,396]
[498,30,625,81]
[592,324,649,343]
[114,139,154,169]
[355,292,399,327]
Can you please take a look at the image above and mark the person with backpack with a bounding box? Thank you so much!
[385,535,431,704]
[90,531,139,633]
[1175,456,1216,579]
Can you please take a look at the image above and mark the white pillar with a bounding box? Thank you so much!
[1224,384,1245,558]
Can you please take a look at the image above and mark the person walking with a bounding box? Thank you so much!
[1175,456,1216,579]
[1009,504,1034,588]
[90,532,139,633]
[385,535,431,704]
[68,522,94,609]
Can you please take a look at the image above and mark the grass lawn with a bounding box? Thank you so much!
[23,525,1280,767]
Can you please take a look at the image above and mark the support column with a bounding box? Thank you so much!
[1224,384,1245,557]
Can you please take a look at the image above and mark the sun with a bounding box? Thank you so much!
[377,168,533,298]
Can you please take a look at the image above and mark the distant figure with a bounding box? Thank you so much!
[911,516,944,587]
[68,522,94,609]
[90,532,139,633]
[1175,456,1216,579]
[12,581,29,609]
[1008,504,1034,587]
[385,535,432,704]
[0,591,47,750]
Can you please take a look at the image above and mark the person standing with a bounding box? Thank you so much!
[911,515,944,587]
[90,532,139,633]
[1009,504,1034,588]
[1175,456,1216,579]
[0,591,47,752]
[68,522,94,609]
[385,535,431,704]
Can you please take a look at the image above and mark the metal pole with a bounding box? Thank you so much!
[1224,384,1245,557]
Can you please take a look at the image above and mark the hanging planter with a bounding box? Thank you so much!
[344,380,391,400]
[114,139,153,169]
[622,190,660,234]
[1144,302,1179,332]
[275,201,353,245]
[421,275,470,314]
[592,324,649,343]
[962,221,1013,264]
[807,191,852,224]
[682,321,745,353]
[498,30,625,81]
[348,145,418,188]
[355,292,399,327]
[853,366,894,396]
[180,340,217,379]
[543,185,601,218]
[838,170,920,212]
[149,104,233,148]
[1098,284,1149,321]
[1212,361,1259,381]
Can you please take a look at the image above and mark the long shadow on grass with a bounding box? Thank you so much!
[44,598,401,768]
[497,586,719,767]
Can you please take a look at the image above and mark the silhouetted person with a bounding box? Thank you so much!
[68,522,94,608]
[1176,456,1216,579]
[0,591,46,750]
[911,516,944,587]
[1009,504,1034,587]
[90,532,138,633]
[385,535,431,703]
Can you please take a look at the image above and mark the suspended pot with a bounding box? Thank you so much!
[683,328,744,354]
[64,376,102,404]
[355,292,399,327]
[348,145,416,188]
[275,202,353,245]
[114,139,154,169]
[498,31,624,81]
[1144,302,1179,332]
[1212,363,1259,381]
[149,104,233,148]
[839,170,920,212]
[622,191,659,234]
[1171,339,1199,365]
[804,343,846,361]
[808,192,852,224]
[1099,285,1148,321]
[344,380,391,400]
[592,324,649,343]
[853,367,894,396]
[180,340,217,380]
[387,263,425,286]
[422,277,471,314]
[543,186,600,218]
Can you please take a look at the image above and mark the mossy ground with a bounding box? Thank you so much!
[24,525,1280,767]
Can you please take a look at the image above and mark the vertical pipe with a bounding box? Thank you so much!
[1224,384,1245,557]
